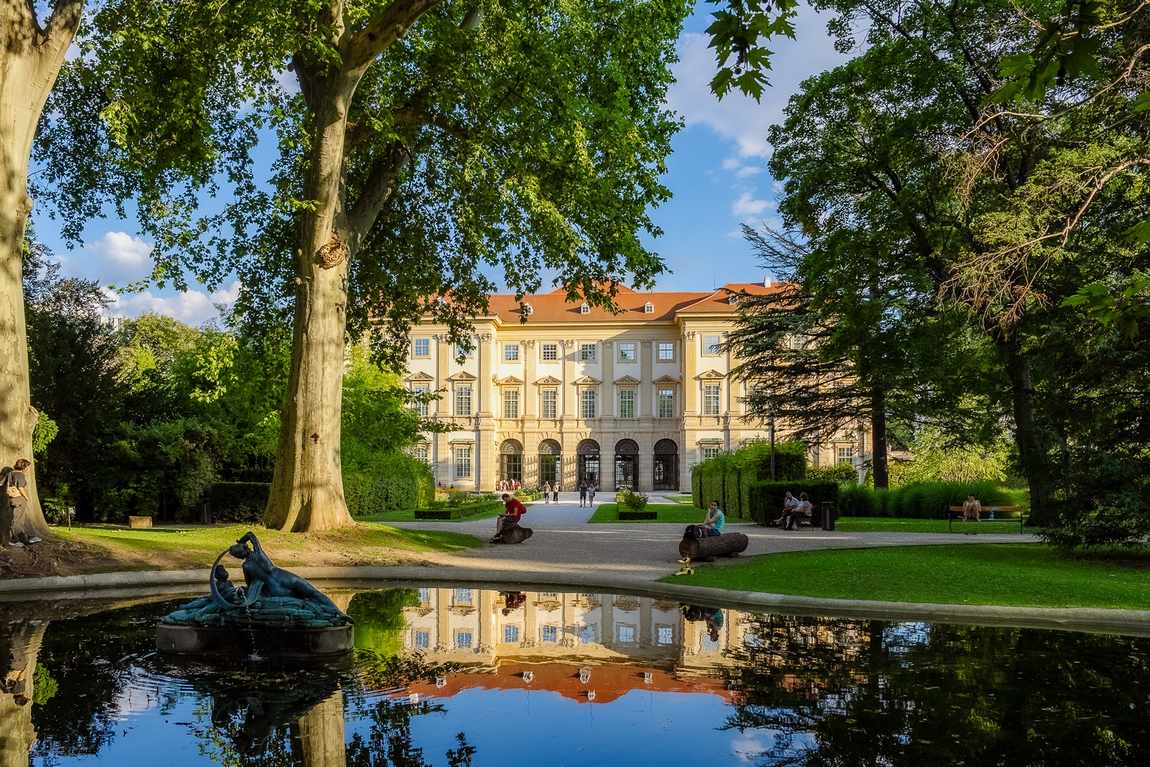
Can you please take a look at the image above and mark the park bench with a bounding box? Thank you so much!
[947,505,1022,521]
[765,502,835,529]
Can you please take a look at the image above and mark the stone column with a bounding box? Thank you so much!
[523,593,539,646]
[600,595,614,648]
[639,598,653,648]
[683,331,698,415]
[435,588,451,651]
[434,335,451,487]
[562,340,576,418]
[601,341,614,417]
[640,341,653,417]
[477,333,491,416]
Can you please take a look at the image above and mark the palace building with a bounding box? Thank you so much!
[406,281,869,492]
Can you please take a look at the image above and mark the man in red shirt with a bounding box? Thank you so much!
[492,493,528,543]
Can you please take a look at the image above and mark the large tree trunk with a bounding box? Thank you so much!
[264,69,360,532]
[295,689,347,767]
[0,621,47,767]
[0,0,83,540]
[997,334,1054,526]
[870,385,889,489]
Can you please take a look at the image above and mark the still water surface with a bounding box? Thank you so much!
[2,585,1148,766]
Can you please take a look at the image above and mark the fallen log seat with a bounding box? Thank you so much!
[679,532,749,560]
[498,526,534,544]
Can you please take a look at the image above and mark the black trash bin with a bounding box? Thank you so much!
[821,502,836,531]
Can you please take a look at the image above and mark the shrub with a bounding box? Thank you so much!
[344,451,434,518]
[692,440,807,519]
[748,481,839,525]
[209,481,270,522]
[616,488,648,512]
[807,462,858,484]
[835,480,1011,518]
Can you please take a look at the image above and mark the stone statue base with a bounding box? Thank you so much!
[157,622,353,658]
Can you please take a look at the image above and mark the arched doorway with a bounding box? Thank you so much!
[538,439,561,487]
[577,439,601,489]
[653,439,678,491]
[499,439,523,484]
[614,439,639,491]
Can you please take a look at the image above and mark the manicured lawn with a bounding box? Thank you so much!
[669,543,1150,609]
[836,517,1026,534]
[664,494,697,505]
[56,522,481,572]
[360,506,504,523]
[589,503,710,524]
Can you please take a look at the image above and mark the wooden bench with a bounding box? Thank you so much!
[948,505,1022,521]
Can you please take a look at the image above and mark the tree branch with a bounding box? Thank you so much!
[341,143,410,251]
[344,0,445,71]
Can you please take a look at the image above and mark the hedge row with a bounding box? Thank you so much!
[838,481,1013,519]
[748,481,840,525]
[345,452,435,518]
[692,441,806,519]
[414,500,503,519]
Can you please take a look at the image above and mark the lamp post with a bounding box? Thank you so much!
[769,412,776,481]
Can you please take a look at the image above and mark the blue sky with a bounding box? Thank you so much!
[32,2,849,326]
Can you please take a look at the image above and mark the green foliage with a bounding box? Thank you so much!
[32,411,59,455]
[345,452,435,519]
[208,482,270,523]
[748,481,839,525]
[889,427,1011,487]
[33,665,59,706]
[616,488,649,512]
[692,440,806,518]
[806,462,858,485]
[839,481,1013,519]
[348,589,420,657]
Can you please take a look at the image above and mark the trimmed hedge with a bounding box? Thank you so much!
[748,481,840,525]
[837,481,1012,519]
[208,481,270,522]
[414,500,503,520]
[692,441,807,519]
[345,452,435,518]
[619,510,658,520]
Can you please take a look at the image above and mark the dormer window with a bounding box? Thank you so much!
[643,301,654,314]
[579,303,591,315]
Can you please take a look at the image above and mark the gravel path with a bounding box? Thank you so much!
[392,494,1038,584]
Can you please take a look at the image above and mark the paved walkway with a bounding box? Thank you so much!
[395,496,1038,584]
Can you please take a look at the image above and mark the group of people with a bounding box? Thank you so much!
[780,491,813,530]
[495,479,523,492]
[961,495,983,521]
[539,482,561,503]
[0,458,36,549]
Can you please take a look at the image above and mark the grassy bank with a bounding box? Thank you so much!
[589,503,709,524]
[836,517,1026,534]
[39,523,482,577]
[668,544,1150,609]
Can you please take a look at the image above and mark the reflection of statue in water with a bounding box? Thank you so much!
[162,531,349,629]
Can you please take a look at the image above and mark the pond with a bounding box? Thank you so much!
[2,584,1149,766]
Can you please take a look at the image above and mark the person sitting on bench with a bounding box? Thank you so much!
[702,501,726,537]
[783,492,812,530]
[962,494,982,521]
[492,493,528,543]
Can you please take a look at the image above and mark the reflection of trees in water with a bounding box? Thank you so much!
[723,614,1150,766]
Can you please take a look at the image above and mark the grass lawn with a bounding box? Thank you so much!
[590,503,710,524]
[359,507,504,523]
[669,543,1150,609]
[53,522,481,574]
[837,517,1026,534]
[664,494,697,505]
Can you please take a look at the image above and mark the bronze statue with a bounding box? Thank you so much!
[214,531,342,614]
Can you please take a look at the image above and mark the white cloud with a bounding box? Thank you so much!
[62,231,155,284]
[104,280,240,327]
[667,4,851,159]
[732,192,772,218]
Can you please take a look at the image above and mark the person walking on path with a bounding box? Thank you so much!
[552,481,560,503]
[578,483,588,508]
[491,493,528,543]
[542,482,552,503]
[588,484,597,505]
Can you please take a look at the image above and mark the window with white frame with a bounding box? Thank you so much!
[656,625,674,646]
[615,624,637,644]
[410,384,430,417]
[454,588,473,605]
[579,342,597,362]
[703,383,722,416]
[837,446,856,464]
[579,624,598,645]
[579,303,591,315]
[503,389,520,418]
[617,342,637,363]
[412,337,430,358]
[702,334,722,356]
[580,389,597,419]
[503,625,520,643]
[618,388,636,419]
[541,625,559,643]
[411,443,429,464]
[414,630,430,649]
[541,343,559,361]
[702,444,722,460]
[418,587,432,604]
[453,446,472,478]
[454,630,473,649]
[504,343,520,362]
[657,387,675,418]
[541,389,558,419]
[643,301,655,314]
[454,385,472,416]
[657,341,675,362]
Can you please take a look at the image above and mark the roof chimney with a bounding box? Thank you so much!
[763,276,773,288]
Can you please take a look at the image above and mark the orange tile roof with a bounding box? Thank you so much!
[479,282,785,324]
